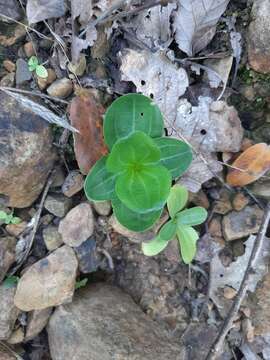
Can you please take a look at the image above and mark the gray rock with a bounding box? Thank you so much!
[0,285,20,340]
[58,203,94,247]
[14,246,78,311]
[92,200,111,216]
[0,236,16,282]
[47,284,184,360]
[0,0,23,22]
[43,225,63,251]
[248,0,270,73]
[74,237,98,273]
[0,72,15,87]
[62,170,84,197]
[25,308,52,341]
[0,91,56,208]
[15,59,32,85]
[222,205,264,241]
[47,78,73,99]
[44,194,72,218]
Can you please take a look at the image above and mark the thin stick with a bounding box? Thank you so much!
[205,202,270,360]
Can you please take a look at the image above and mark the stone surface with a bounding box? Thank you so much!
[7,327,24,344]
[74,237,98,273]
[61,170,84,197]
[0,285,20,340]
[43,225,63,251]
[0,0,22,22]
[14,246,78,311]
[248,0,270,73]
[44,194,72,218]
[25,308,52,341]
[47,284,184,360]
[58,203,94,247]
[3,60,15,72]
[222,205,264,241]
[6,221,27,237]
[47,78,73,98]
[0,23,26,47]
[0,72,15,87]
[92,200,111,216]
[232,192,249,211]
[0,236,16,282]
[0,91,56,208]
[37,68,56,90]
[0,350,16,360]
[15,58,32,85]
[23,41,35,57]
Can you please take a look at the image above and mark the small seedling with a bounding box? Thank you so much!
[0,210,21,225]
[75,278,88,290]
[3,275,19,288]
[141,185,207,264]
[28,56,48,78]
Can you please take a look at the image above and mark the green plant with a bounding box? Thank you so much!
[142,185,207,263]
[0,210,21,225]
[3,275,19,288]
[28,56,48,78]
[75,278,88,290]
[84,94,193,232]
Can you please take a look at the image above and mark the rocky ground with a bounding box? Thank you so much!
[1,0,270,359]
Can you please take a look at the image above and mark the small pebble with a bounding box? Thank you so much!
[37,68,56,90]
[44,194,72,218]
[92,200,111,216]
[223,286,237,299]
[0,72,15,87]
[43,225,63,251]
[24,42,35,57]
[62,170,84,197]
[16,58,32,85]
[232,192,249,211]
[47,78,73,98]
[6,221,27,237]
[3,60,16,72]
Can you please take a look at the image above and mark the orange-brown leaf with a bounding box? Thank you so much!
[69,90,108,175]
[226,143,270,186]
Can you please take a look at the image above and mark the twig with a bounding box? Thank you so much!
[0,341,24,360]
[205,202,270,360]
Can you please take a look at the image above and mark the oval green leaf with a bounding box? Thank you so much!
[159,220,177,241]
[28,56,38,71]
[154,137,192,179]
[106,131,161,174]
[104,94,164,150]
[167,184,189,219]
[36,64,48,78]
[84,156,116,201]
[176,226,199,264]
[115,164,171,213]
[141,235,169,256]
[176,207,208,226]
[112,195,162,232]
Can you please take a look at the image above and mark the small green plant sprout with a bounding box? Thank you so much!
[0,210,21,225]
[28,56,48,78]
[141,185,208,264]
[84,94,193,232]
[3,275,19,288]
[75,278,88,290]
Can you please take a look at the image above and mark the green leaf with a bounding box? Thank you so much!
[159,220,177,241]
[167,184,189,218]
[84,156,116,201]
[0,210,8,220]
[176,207,208,226]
[141,235,169,256]
[104,94,164,150]
[3,275,19,288]
[106,131,161,174]
[35,65,48,78]
[28,56,38,71]
[115,164,171,213]
[176,226,199,264]
[154,137,192,178]
[10,217,21,224]
[75,278,88,290]
[4,214,13,224]
[112,195,162,232]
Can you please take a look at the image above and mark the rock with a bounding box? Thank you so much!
[0,23,26,47]
[37,68,57,90]
[43,225,63,251]
[0,72,15,87]
[0,236,17,282]
[232,192,249,211]
[47,284,184,360]
[0,91,56,208]
[92,200,111,216]
[67,54,86,76]
[58,203,94,247]
[23,41,35,57]
[61,170,84,197]
[3,60,15,72]
[25,308,52,341]
[0,350,16,360]
[213,189,232,215]
[248,0,270,73]
[223,286,237,300]
[249,178,270,199]
[47,78,73,98]
[0,0,22,22]
[0,285,20,340]
[15,59,32,85]
[7,327,24,344]
[74,237,98,273]
[222,205,264,241]
[6,221,27,237]
[44,194,72,218]
[51,165,66,188]
[14,246,78,311]
[189,189,210,209]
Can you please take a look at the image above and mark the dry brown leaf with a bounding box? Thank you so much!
[227,143,270,186]
[69,89,108,175]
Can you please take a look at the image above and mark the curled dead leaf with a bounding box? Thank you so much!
[69,89,108,175]
[227,143,270,186]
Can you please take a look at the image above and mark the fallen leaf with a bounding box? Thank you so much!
[204,56,233,88]
[173,0,230,56]
[227,143,270,186]
[69,89,108,174]
[71,0,93,26]
[26,0,66,24]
